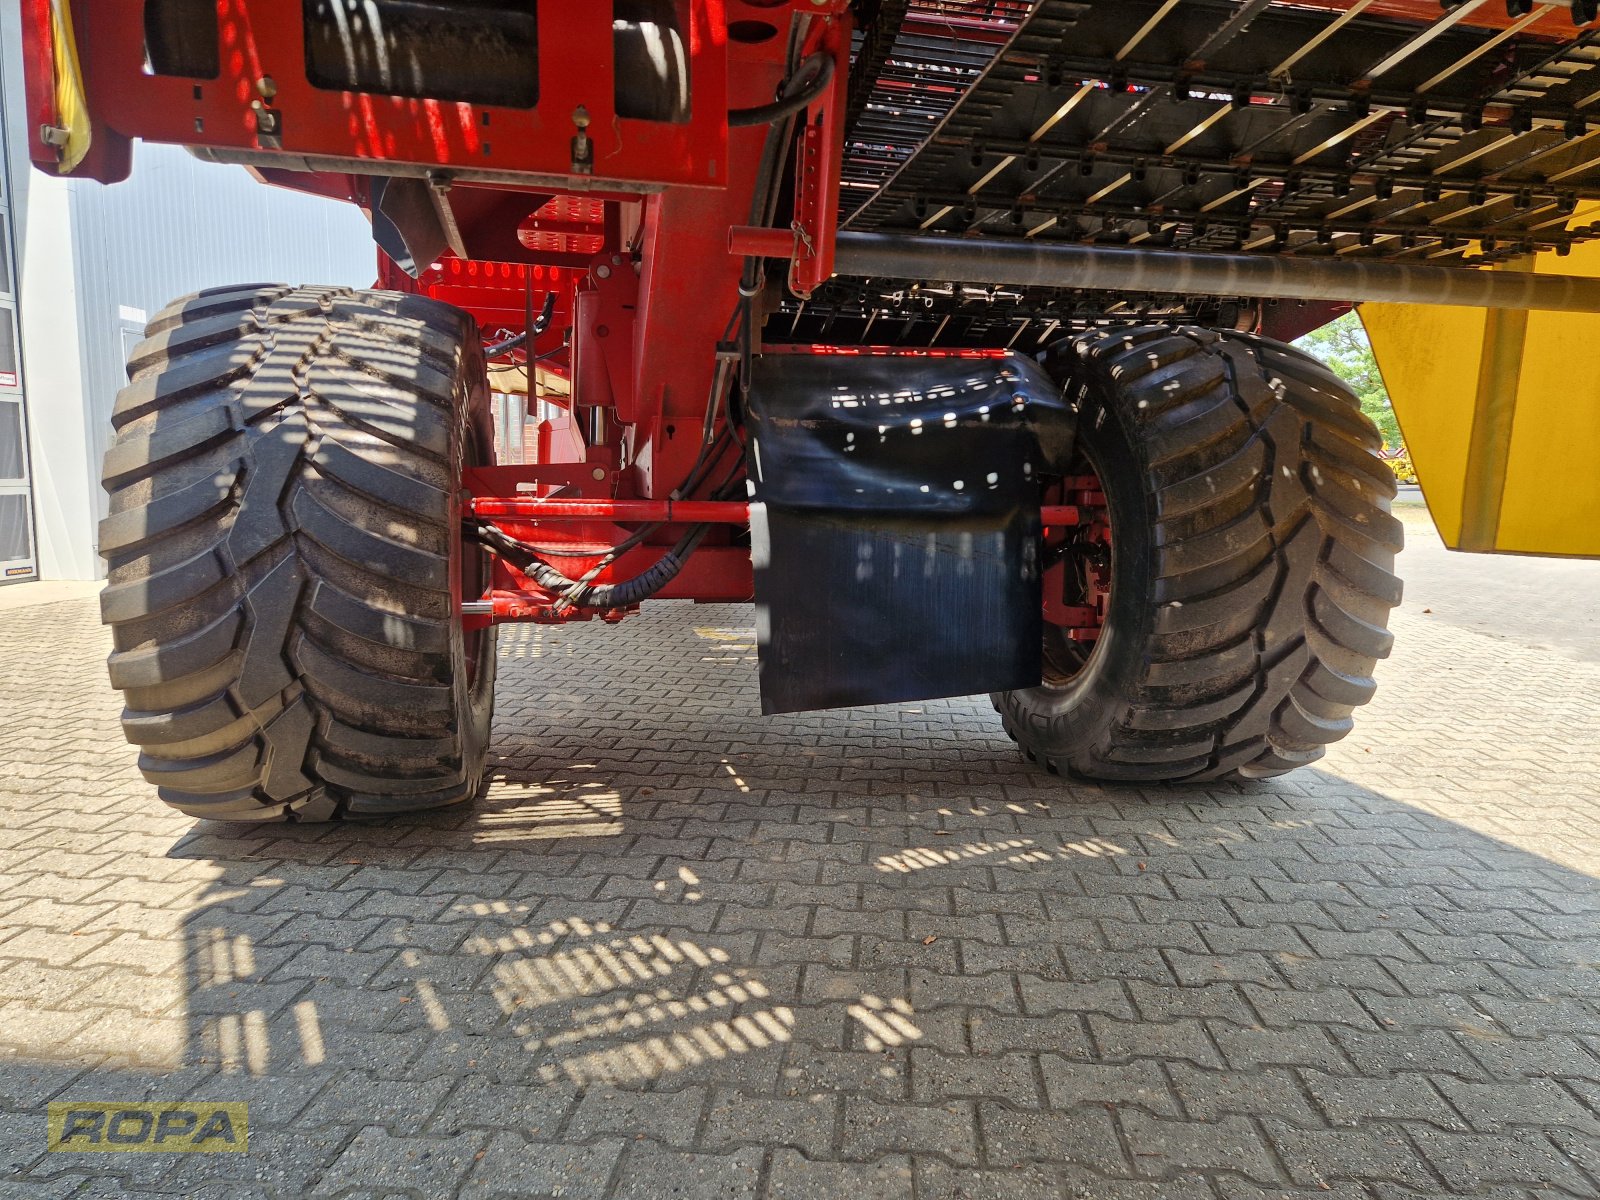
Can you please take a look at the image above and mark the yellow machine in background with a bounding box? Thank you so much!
[1361,238,1600,558]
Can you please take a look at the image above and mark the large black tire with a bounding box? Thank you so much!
[99,285,497,821]
[995,327,1402,782]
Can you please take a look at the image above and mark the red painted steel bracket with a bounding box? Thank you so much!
[35,2,729,188]
[461,462,618,498]
[1041,474,1110,642]
[788,10,852,298]
[725,5,853,295]
[573,252,641,424]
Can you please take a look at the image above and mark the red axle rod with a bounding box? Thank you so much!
[466,498,1081,525]
[728,226,797,258]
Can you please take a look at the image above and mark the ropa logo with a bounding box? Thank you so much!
[47,1102,248,1153]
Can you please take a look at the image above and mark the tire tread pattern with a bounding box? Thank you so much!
[997,327,1402,783]
[100,285,491,820]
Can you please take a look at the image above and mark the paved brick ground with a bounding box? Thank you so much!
[1,507,1598,1198]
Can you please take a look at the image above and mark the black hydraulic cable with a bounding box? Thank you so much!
[469,423,733,605]
[484,293,557,358]
[666,300,741,498]
[731,26,811,373]
[495,344,566,369]
[551,443,744,610]
[708,444,747,500]
[548,420,738,598]
[563,524,709,610]
[681,425,736,498]
[480,521,712,612]
[728,51,834,128]
[471,281,745,611]
[483,330,529,358]
[650,360,727,517]
[469,418,744,611]
[469,514,658,564]
[469,335,736,563]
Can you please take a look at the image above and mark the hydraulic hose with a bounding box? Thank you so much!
[472,431,744,613]
[484,292,557,358]
[478,522,712,611]
[483,331,527,358]
[728,51,834,128]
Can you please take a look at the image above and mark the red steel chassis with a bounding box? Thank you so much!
[21,0,877,625]
[19,0,1550,629]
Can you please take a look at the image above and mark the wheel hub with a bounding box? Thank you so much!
[1040,464,1111,683]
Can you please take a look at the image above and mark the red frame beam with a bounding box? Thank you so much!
[467,497,1081,526]
[34,1,730,186]
[25,0,1077,632]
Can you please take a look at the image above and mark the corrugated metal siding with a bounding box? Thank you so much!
[67,143,377,549]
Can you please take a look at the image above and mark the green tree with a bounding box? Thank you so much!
[1294,311,1403,450]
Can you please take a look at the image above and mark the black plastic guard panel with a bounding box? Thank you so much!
[745,352,1074,715]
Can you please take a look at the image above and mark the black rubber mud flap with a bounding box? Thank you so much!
[745,353,1073,714]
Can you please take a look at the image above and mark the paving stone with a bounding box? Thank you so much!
[1167,1063,1321,1127]
[458,1132,624,1200]
[1432,1075,1600,1134]
[609,1144,763,1200]
[1547,1125,1600,1185]
[307,1124,487,1197]
[767,1149,913,1200]
[1058,1168,1217,1199]
[1016,975,1135,1020]
[841,1095,979,1165]
[427,1075,578,1134]
[1165,949,1279,986]
[1088,1015,1225,1069]
[1464,1032,1600,1081]
[1215,1181,1366,1200]
[1264,1121,1435,1189]
[861,935,960,973]
[969,1012,1094,1058]
[1326,1026,1488,1080]
[959,940,1070,977]
[910,1049,1042,1106]
[157,1123,350,1198]
[701,1089,838,1157]
[1240,983,1378,1030]
[296,1069,455,1135]
[1406,1126,1597,1194]
[0,1062,90,1109]
[779,1045,908,1099]
[1063,949,1176,986]
[1120,1111,1279,1184]
[880,1004,970,1054]
[1039,1057,1181,1116]
[1301,1069,1464,1131]
[1126,982,1253,1026]
[977,1101,1126,1175]
[566,1085,706,1148]
[915,1158,1064,1200]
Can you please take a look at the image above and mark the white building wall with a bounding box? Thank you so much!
[4,163,93,581]
[0,0,378,579]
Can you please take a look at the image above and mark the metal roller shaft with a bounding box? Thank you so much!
[831,231,1600,313]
